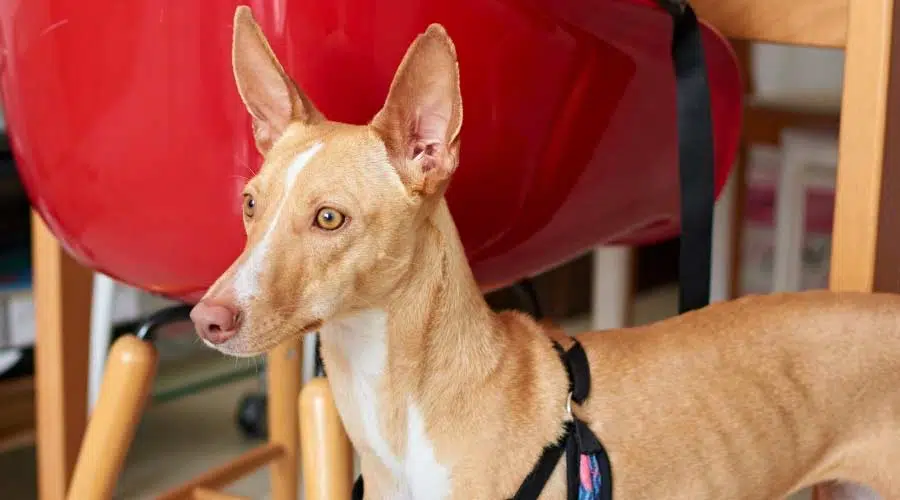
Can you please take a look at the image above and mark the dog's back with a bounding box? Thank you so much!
[574,290,900,499]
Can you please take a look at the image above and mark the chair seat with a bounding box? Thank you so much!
[0,0,741,300]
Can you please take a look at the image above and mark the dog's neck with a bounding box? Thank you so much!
[391,197,500,375]
[322,197,501,384]
[318,198,508,494]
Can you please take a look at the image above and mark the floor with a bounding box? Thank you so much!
[0,285,811,499]
[0,377,272,499]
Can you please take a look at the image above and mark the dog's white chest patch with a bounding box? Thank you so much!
[233,142,323,304]
[322,310,451,499]
[403,403,450,498]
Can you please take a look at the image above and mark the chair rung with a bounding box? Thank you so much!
[691,0,848,48]
[155,443,284,500]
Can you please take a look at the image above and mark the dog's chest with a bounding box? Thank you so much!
[321,310,451,499]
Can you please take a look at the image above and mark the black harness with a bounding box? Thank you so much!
[350,339,610,500]
[350,1,714,498]
[510,340,611,500]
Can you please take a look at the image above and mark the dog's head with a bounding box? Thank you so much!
[190,6,462,356]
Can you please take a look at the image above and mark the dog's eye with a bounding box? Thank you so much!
[315,207,345,231]
[243,194,255,218]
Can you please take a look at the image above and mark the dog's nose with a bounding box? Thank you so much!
[190,299,241,345]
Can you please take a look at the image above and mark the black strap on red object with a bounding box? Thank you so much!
[661,0,716,314]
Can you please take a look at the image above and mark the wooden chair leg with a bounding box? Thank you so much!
[823,1,900,499]
[66,335,158,500]
[299,377,353,500]
[32,214,93,499]
[829,0,900,293]
[267,338,303,500]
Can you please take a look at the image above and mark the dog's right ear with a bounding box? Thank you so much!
[232,6,322,153]
[370,24,462,197]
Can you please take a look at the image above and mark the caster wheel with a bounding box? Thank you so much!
[236,392,268,439]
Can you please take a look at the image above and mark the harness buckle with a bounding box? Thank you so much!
[565,391,574,420]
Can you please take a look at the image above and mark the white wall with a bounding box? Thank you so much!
[751,44,844,107]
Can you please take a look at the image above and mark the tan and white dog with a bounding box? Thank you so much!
[190,6,900,499]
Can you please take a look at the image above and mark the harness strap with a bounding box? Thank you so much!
[510,339,612,500]
[560,340,591,403]
[510,427,568,499]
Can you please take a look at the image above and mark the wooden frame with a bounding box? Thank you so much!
[695,0,849,48]
[67,336,157,499]
[32,215,92,500]
[828,0,900,292]
[693,1,900,291]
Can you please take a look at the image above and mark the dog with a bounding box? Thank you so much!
[190,6,900,499]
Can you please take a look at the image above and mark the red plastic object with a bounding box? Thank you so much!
[0,0,741,301]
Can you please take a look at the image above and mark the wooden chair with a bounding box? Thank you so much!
[704,0,900,293]
[33,217,303,499]
[296,1,900,499]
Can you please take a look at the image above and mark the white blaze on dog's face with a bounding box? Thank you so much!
[189,6,462,356]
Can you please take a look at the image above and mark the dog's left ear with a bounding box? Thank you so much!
[371,24,462,196]
[232,6,323,153]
